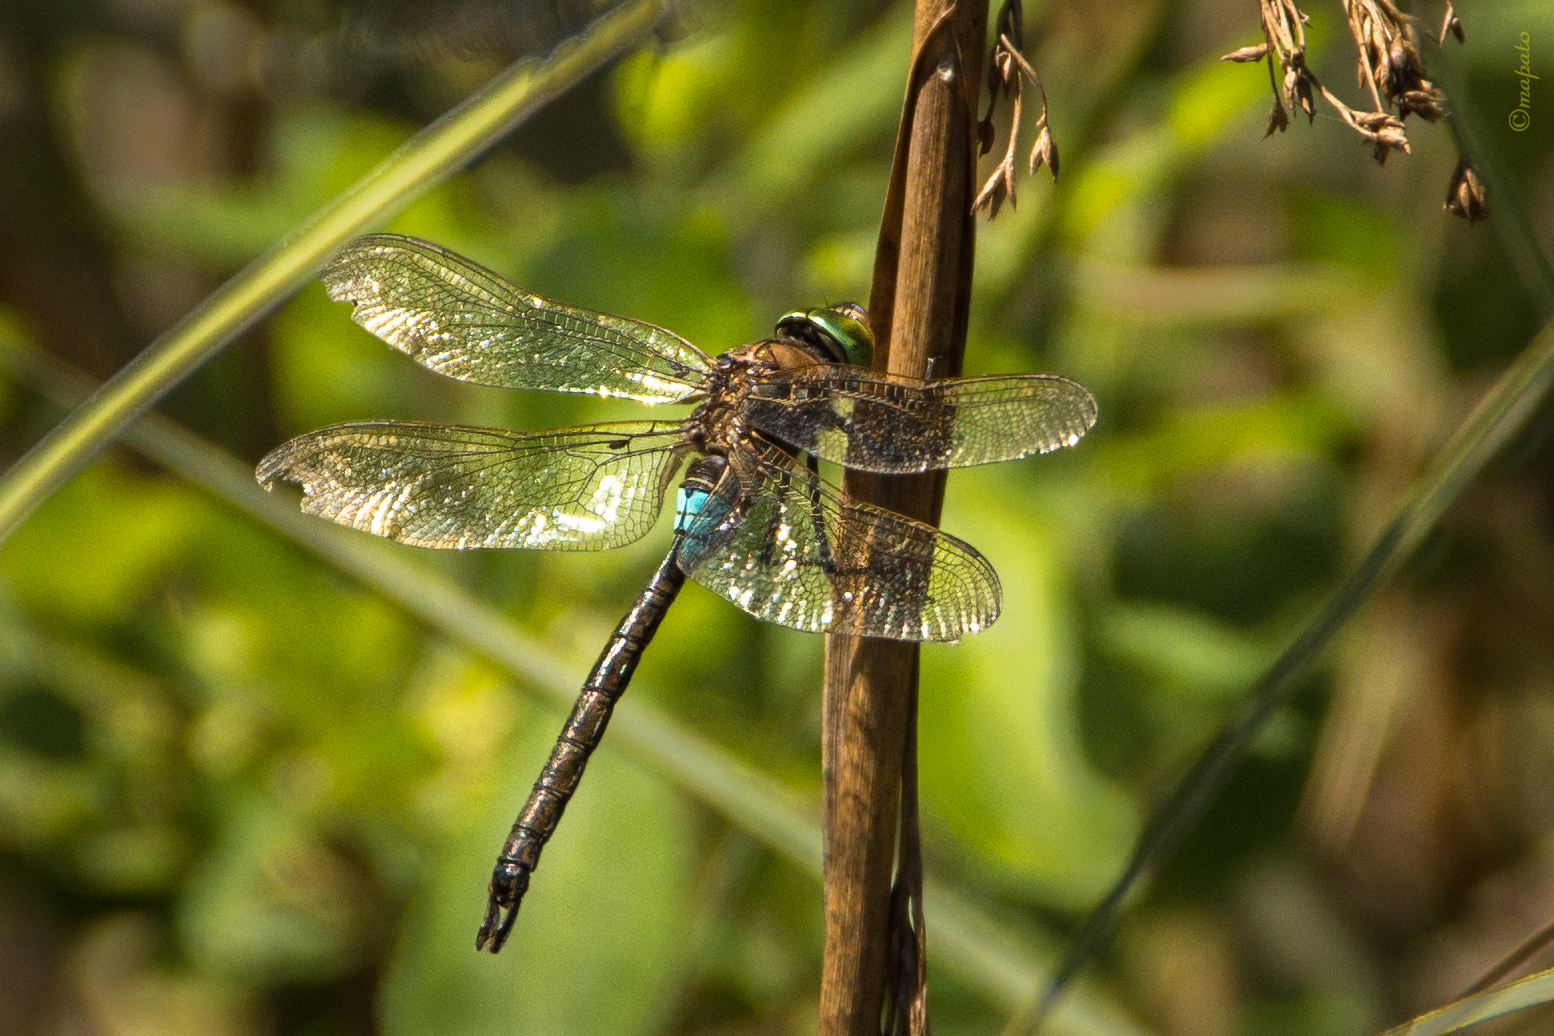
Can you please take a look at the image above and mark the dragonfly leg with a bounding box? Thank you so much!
[476,546,687,953]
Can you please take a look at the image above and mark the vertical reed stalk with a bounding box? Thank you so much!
[819,2,985,1032]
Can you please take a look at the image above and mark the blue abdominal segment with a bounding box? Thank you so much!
[674,487,709,533]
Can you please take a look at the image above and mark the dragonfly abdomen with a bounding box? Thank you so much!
[477,547,686,953]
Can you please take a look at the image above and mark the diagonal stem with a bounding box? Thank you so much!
[0,0,668,547]
[1018,306,1554,1033]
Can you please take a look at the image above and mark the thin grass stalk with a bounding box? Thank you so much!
[0,329,1155,1036]
[1457,917,1554,999]
[1018,306,1554,1031]
[819,1,985,1033]
[1019,322,1554,1034]
[1010,28,1554,1036]
[0,0,669,548]
[1371,965,1554,1036]
[1431,46,1554,314]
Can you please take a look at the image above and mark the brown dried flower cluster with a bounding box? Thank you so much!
[1342,0,1447,133]
[1223,0,1484,221]
[973,0,1057,219]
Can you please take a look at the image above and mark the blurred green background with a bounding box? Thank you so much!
[2,0,1553,1034]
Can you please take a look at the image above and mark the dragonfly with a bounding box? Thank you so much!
[257,233,1098,953]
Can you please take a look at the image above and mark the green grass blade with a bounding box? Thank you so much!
[1015,35,1554,1026]
[1021,307,1554,1032]
[0,0,669,548]
[0,331,1157,1036]
[1373,967,1554,1036]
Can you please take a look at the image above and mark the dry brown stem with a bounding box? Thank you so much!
[820,2,983,1030]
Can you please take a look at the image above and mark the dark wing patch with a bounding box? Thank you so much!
[744,368,1096,472]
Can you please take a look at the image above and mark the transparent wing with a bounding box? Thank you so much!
[743,368,1097,473]
[678,440,1000,642]
[257,421,689,550]
[322,235,713,403]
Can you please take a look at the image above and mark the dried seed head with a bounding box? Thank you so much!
[1399,87,1447,121]
[1357,107,1410,157]
[1285,65,1317,121]
[1387,38,1413,85]
[1440,3,1465,44]
[1235,0,1468,213]
[975,0,1058,221]
[1353,110,1397,132]
[1445,158,1487,222]
[1265,100,1290,137]
[1221,43,1270,63]
[972,160,1017,218]
[1029,124,1058,179]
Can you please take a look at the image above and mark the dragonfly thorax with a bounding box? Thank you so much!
[692,339,817,457]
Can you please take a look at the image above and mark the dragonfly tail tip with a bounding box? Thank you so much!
[476,902,519,954]
[476,862,531,953]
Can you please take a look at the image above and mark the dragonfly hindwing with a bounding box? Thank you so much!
[257,421,689,550]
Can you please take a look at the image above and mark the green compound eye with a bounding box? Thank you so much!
[775,304,874,368]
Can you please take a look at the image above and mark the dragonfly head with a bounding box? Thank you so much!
[775,303,874,369]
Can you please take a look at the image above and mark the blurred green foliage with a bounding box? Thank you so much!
[2,1,1554,1035]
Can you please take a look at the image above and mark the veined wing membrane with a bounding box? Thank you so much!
[678,440,1000,641]
[744,369,1097,473]
[257,421,689,550]
[323,235,713,403]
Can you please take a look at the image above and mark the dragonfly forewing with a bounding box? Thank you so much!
[257,421,690,550]
[677,440,1001,641]
[324,235,714,403]
[743,369,1097,473]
